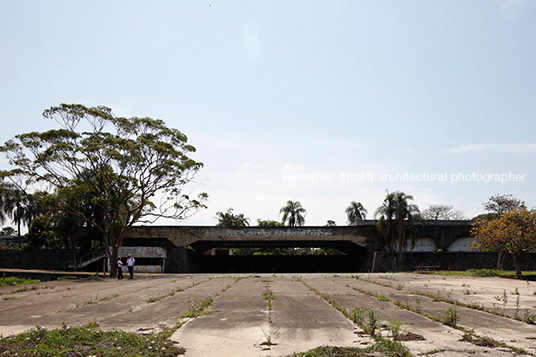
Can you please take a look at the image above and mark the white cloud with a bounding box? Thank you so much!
[446,143,536,155]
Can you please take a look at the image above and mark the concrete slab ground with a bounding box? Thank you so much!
[1,272,536,356]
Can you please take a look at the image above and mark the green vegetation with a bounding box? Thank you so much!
[283,342,410,357]
[420,269,536,278]
[441,305,459,327]
[300,280,410,357]
[215,208,249,227]
[374,191,420,271]
[0,275,38,287]
[280,200,307,226]
[146,291,176,304]
[0,103,207,276]
[472,207,536,278]
[180,298,214,318]
[345,201,368,223]
[387,319,406,341]
[0,323,185,356]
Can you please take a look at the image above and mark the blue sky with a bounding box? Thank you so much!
[1,0,535,227]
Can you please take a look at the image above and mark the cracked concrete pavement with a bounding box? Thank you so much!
[1,272,536,356]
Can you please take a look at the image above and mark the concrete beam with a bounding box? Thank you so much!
[125,226,378,250]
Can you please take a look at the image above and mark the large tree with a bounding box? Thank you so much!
[471,207,536,278]
[0,104,207,275]
[483,194,525,215]
[280,200,307,227]
[374,191,420,271]
[480,194,526,269]
[421,204,466,220]
[345,201,368,224]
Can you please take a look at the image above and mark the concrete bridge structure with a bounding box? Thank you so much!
[121,221,474,273]
[124,220,472,252]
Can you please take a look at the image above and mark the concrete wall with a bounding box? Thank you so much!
[1,248,535,273]
[368,252,536,272]
[117,246,166,273]
[0,249,80,270]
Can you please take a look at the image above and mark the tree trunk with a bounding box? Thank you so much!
[397,249,404,271]
[17,219,21,247]
[512,254,522,279]
[110,245,119,277]
[396,236,405,271]
[496,251,505,270]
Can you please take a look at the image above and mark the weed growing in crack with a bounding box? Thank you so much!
[387,319,406,341]
[523,308,536,324]
[514,294,520,318]
[146,291,175,304]
[349,306,365,325]
[366,309,380,337]
[180,298,214,318]
[260,326,280,346]
[441,305,459,328]
[299,279,410,356]
[376,293,391,302]
[263,280,276,323]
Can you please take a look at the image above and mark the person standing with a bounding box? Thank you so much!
[116,257,124,280]
[126,254,135,279]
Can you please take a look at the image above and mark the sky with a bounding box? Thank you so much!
[1,0,535,227]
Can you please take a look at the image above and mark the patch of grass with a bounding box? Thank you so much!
[3,296,22,301]
[282,341,411,357]
[0,323,185,356]
[0,276,38,287]
[423,269,536,278]
[147,291,175,304]
[180,298,214,318]
[376,293,391,302]
[58,275,76,280]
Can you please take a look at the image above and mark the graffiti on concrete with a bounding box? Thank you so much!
[226,228,333,237]
[119,246,166,258]
[134,265,163,273]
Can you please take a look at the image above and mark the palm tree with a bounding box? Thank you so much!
[345,201,368,224]
[0,183,45,244]
[374,191,420,270]
[280,200,307,226]
[215,208,250,227]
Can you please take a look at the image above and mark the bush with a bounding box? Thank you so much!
[467,269,498,277]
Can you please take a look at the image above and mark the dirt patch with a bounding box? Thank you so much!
[460,333,496,348]
[397,332,426,341]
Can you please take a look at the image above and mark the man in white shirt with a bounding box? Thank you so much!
[126,254,135,279]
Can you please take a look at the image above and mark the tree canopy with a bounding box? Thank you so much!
[345,201,367,224]
[374,191,420,270]
[471,207,536,278]
[257,219,284,227]
[280,200,307,227]
[215,208,250,227]
[421,204,466,220]
[483,194,525,216]
[0,104,207,274]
